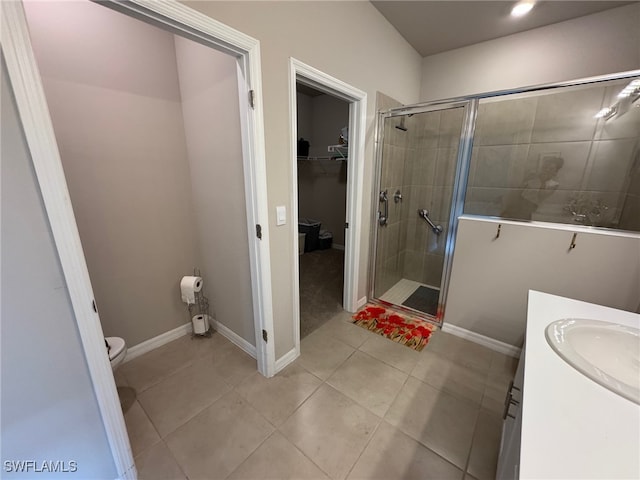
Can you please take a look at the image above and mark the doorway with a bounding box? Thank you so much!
[2,0,272,477]
[370,101,474,323]
[295,83,349,338]
[288,59,367,365]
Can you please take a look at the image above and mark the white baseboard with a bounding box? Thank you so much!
[210,319,257,359]
[124,318,258,363]
[124,322,192,363]
[441,323,522,358]
[274,347,299,374]
[356,296,368,310]
[332,244,345,251]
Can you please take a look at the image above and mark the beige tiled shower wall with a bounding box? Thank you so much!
[465,80,640,231]
[375,104,465,296]
[401,108,463,288]
[374,117,410,296]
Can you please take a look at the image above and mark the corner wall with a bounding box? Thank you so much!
[174,36,256,346]
[184,0,423,358]
[24,1,199,347]
[420,3,640,102]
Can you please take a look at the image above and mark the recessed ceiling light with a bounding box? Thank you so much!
[511,1,535,17]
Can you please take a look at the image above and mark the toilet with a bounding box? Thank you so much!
[105,336,127,370]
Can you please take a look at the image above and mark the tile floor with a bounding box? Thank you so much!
[116,311,518,480]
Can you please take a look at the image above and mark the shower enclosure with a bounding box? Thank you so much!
[370,71,640,324]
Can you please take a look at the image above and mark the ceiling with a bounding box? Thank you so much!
[371,1,634,57]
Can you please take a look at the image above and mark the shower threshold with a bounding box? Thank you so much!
[379,278,440,317]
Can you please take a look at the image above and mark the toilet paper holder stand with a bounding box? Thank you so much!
[187,268,212,337]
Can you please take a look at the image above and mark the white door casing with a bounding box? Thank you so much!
[286,58,367,370]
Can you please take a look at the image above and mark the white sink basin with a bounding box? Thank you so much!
[545,318,640,404]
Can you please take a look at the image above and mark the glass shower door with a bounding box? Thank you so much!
[371,103,469,322]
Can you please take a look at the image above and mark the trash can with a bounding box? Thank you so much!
[298,218,321,252]
[318,230,333,250]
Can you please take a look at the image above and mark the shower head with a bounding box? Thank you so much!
[395,116,408,132]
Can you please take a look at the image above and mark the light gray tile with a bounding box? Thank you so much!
[114,370,128,387]
[464,187,505,217]
[138,355,232,437]
[424,332,493,374]
[470,145,530,189]
[489,351,519,379]
[348,421,463,480]
[481,382,509,417]
[385,377,479,469]
[120,334,218,392]
[411,350,487,404]
[525,142,591,191]
[209,342,257,387]
[134,441,186,480]
[359,333,422,374]
[120,344,191,394]
[228,431,330,480]
[166,390,274,480]
[299,330,355,380]
[586,139,636,192]
[327,351,408,417]
[474,96,536,146]
[236,363,321,426]
[117,386,137,415]
[280,384,380,480]
[413,148,437,186]
[314,311,373,349]
[438,108,464,148]
[531,86,603,143]
[414,110,441,150]
[434,148,458,187]
[124,401,160,458]
[467,410,503,480]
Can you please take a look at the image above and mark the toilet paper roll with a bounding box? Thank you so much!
[192,314,209,335]
[180,276,202,304]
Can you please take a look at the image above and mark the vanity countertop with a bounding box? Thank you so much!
[522,291,639,479]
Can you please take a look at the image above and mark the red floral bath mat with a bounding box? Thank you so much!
[352,304,436,351]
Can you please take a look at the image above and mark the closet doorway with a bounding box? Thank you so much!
[296,83,349,338]
[289,59,367,360]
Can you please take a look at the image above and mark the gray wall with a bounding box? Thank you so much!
[446,218,640,346]
[1,62,116,479]
[174,36,255,345]
[24,1,199,347]
[420,3,640,101]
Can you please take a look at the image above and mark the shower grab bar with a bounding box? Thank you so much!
[379,190,388,226]
[418,209,443,235]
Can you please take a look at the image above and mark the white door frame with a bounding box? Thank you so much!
[1,1,273,478]
[288,58,367,363]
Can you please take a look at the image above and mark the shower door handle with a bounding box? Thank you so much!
[379,190,388,226]
[418,209,443,235]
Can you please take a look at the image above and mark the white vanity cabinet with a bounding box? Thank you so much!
[496,350,524,480]
[509,291,639,479]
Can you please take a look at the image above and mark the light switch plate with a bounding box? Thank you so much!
[276,205,286,226]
